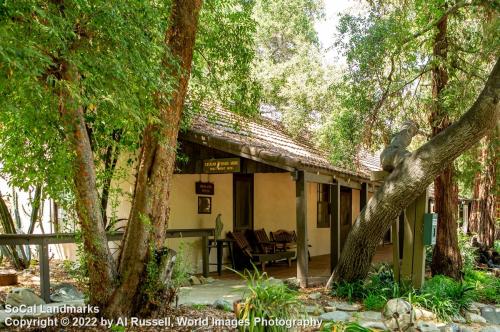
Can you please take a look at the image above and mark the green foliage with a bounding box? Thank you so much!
[320,321,372,332]
[464,269,500,304]
[235,265,301,332]
[327,0,499,176]
[363,293,386,311]
[458,231,478,272]
[331,264,409,305]
[169,241,193,291]
[410,275,474,321]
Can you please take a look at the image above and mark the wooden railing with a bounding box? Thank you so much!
[0,228,214,302]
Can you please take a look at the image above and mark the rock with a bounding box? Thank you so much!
[213,299,232,311]
[305,305,324,316]
[284,277,300,290]
[468,303,482,314]
[480,306,500,325]
[50,283,84,302]
[479,326,500,332]
[439,324,460,332]
[359,311,383,321]
[189,276,201,285]
[457,326,474,332]
[383,298,415,331]
[267,277,283,286]
[417,321,441,332]
[451,315,466,324]
[360,321,387,330]
[319,311,351,322]
[331,301,361,312]
[198,276,207,284]
[415,308,436,320]
[324,306,336,312]
[205,277,215,284]
[308,292,321,300]
[465,312,487,324]
[5,288,45,306]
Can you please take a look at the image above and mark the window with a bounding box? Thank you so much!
[317,184,330,228]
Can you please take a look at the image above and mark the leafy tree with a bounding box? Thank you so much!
[0,0,259,316]
[326,0,498,279]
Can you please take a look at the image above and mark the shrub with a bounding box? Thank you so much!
[410,275,474,321]
[363,293,386,310]
[458,231,478,272]
[464,269,500,304]
[320,321,372,332]
[235,265,301,332]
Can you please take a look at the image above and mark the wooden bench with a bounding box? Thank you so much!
[270,229,311,260]
[228,231,294,271]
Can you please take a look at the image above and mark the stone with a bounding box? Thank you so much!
[324,306,336,313]
[480,306,500,325]
[331,301,361,312]
[213,299,232,312]
[50,283,84,302]
[479,326,500,332]
[415,308,436,320]
[465,312,487,324]
[383,298,415,331]
[198,276,207,284]
[308,292,321,300]
[458,326,473,332]
[5,288,45,306]
[305,305,324,316]
[468,303,482,314]
[451,315,466,324]
[319,311,351,322]
[417,321,441,332]
[189,276,201,285]
[359,311,383,321]
[284,277,300,290]
[205,277,215,284]
[267,277,283,286]
[360,321,387,330]
[439,324,460,332]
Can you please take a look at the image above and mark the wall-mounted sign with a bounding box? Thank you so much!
[203,158,240,173]
[196,182,214,195]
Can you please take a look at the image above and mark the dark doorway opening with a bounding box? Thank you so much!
[339,187,352,250]
[233,174,254,231]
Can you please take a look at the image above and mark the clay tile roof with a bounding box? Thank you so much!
[184,107,376,180]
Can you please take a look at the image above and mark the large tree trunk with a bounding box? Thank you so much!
[327,58,500,284]
[104,0,203,317]
[58,62,116,308]
[428,13,463,279]
[469,129,498,247]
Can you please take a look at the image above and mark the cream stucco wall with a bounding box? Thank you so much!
[253,173,295,232]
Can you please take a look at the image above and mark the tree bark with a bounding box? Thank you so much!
[327,58,500,284]
[428,13,463,279]
[58,61,116,308]
[469,129,498,247]
[104,0,203,317]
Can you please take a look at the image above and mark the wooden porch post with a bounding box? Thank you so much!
[330,182,340,272]
[360,182,369,209]
[295,170,308,287]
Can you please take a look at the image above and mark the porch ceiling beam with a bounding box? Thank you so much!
[335,178,362,190]
[295,170,309,287]
[181,132,295,172]
[304,172,333,184]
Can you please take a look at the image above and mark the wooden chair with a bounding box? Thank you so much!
[251,228,277,254]
[228,231,294,271]
[270,229,311,260]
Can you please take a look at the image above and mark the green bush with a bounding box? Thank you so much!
[410,275,474,321]
[464,269,500,304]
[320,321,372,332]
[235,265,301,332]
[363,293,386,310]
[458,231,478,272]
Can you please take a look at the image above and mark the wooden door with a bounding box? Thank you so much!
[233,174,254,231]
